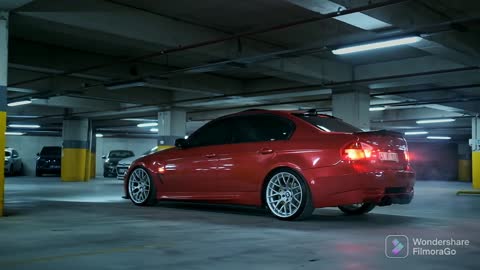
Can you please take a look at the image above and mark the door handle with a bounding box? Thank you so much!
[205,153,217,158]
[259,148,274,155]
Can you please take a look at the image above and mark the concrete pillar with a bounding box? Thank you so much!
[471,117,480,189]
[332,89,370,130]
[458,143,472,182]
[90,129,97,178]
[0,11,8,217]
[61,119,93,181]
[157,110,186,146]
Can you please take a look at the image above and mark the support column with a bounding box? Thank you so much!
[157,110,186,146]
[471,116,480,189]
[90,129,97,179]
[458,143,472,182]
[0,11,8,217]
[332,89,370,130]
[61,119,92,181]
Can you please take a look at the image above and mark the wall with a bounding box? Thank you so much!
[6,135,62,176]
[408,142,459,181]
[6,135,157,176]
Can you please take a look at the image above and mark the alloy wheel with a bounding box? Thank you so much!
[266,172,303,218]
[128,168,152,204]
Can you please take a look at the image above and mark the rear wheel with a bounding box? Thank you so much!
[265,169,313,221]
[128,167,157,206]
[338,203,376,215]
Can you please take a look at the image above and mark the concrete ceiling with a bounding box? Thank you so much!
[4,0,480,141]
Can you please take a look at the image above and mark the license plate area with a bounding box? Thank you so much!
[379,152,399,162]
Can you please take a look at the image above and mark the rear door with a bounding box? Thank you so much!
[215,114,295,192]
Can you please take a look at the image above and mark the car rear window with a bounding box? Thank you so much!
[294,114,361,133]
[41,147,62,156]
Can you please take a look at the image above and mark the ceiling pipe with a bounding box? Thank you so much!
[9,0,409,88]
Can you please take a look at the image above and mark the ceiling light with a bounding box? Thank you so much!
[8,124,40,129]
[369,106,386,111]
[105,80,145,90]
[5,132,25,136]
[96,133,104,138]
[7,100,32,107]
[427,136,451,140]
[405,131,429,135]
[332,36,422,55]
[150,128,158,132]
[416,119,455,124]
[137,122,158,128]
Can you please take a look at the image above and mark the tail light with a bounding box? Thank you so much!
[342,142,377,161]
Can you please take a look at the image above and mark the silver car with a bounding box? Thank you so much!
[116,146,172,180]
[5,147,23,176]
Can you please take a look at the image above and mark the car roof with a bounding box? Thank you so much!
[230,109,333,118]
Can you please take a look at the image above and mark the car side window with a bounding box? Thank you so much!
[188,119,232,147]
[231,114,294,144]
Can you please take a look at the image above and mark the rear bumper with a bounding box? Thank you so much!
[303,164,415,208]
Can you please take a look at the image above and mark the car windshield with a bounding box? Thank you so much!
[5,151,11,157]
[40,147,61,156]
[108,150,134,158]
[294,114,361,133]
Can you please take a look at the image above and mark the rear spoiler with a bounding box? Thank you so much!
[354,129,404,137]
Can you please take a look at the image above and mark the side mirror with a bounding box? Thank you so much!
[102,155,106,159]
[175,138,188,149]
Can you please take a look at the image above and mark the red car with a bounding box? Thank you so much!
[124,109,415,220]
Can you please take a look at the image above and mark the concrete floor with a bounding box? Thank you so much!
[0,177,479,270]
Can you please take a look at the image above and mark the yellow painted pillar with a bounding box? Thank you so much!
[61,119,90,182]
[472,117,480,189]
[0,11,9,217]
[473,152,480,189]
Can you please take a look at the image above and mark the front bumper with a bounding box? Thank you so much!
[116,166,129,180]
[303,165,415,208]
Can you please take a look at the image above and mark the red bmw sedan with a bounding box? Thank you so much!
[124,109,415,220]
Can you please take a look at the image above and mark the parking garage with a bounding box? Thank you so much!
[0,0,479,269]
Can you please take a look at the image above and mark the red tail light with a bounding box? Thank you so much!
[342,142,377,161]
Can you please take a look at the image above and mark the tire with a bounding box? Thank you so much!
[264,168,314,221]
[127,167,157,206]
[36,170,42,177]
[338,203,376,215]
[103,171,109,178]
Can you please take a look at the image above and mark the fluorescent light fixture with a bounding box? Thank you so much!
[427,136,451,140]
[7,100,32,107]
[416,118,455,124]
[150,128,158,132]
[8,124,40,129]
[369,106,386,111]
[137,122,158,128]
[404,131,429,135]
[5,132,25,136]
[96,133,104,138]
[106,80,145,90]
[332,36,422,55]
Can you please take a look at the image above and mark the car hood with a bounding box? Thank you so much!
[118,156,138,166]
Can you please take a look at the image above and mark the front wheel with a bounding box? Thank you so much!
[127,167,157,206]
[265,169,314,221]
[338,203,376,215]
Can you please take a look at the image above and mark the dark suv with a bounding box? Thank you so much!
[36,146,62,176]
[103,150,135,177]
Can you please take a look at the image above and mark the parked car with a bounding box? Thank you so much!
[36,146,62,176]
[5,147,23,176]
[124,109,415,220]
[116,146,173,180]
[103,150,135,177]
